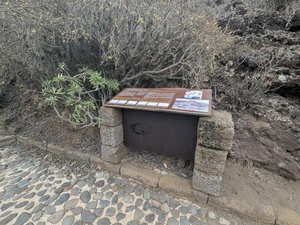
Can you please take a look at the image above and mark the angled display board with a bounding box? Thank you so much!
[105,88,212,116]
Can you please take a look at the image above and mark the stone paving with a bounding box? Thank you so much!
[0,144,243,225]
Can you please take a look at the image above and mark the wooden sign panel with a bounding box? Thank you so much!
[105,88,212,116]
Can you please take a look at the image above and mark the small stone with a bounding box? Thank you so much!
[179,206,187,214]
[44,193,59,205]
[81,210,96,223]
[18,179,30,187]
[125,184,135,193]
[86,201,97,210]
[80,190,91,203]
[1,202,16,211]
[94,208,104,217]
[145,214,155,223]
[100,200,110,208]
[73,222,83,225]
[101,184,111,192]
[32,211,43,222]
[39,195,50,202]
[162,203,170,213]
[134,208,144,220]
[159,194,168,203]
[36,222,46,225]
[90,187,97,194]
[96,172,104,178]
[105,191,114,199]
[116,213,126,221]
[97,218,110,225]
[135,198,143,207]
[135,186,142,196]
[54,187,64,194]
[33,203,44,213]
[71,178,77,186]
[124,194,134,203]
[106,207,116,217]
[64,199,79,211]
[171,209,179,218]
[44,205,56,214]
[144,189,151,199]
[126,206,135,212]
[25,202,34,210]
[77,180,86,188]
[111,194,118,205]
[71,207,83,216]
[24,192,36,199]
[62,215,75,225]
[143,201,150,211]
[117,202,123,210]
[0,213,18,225]
[127,221,139,225]
[169,198,180,208]
[150,206,165,215]
[47,210,65,224]
[94,180,105,188]
[167,217,179,225]
[180,216,190,225]
[29,173,39,180]
[37,189,47,196]
[14,212,31,225]
[197,208,206,219]
[71,187,81,196]
[189,205,198,215]
[189,215,200,225]
[55,193,70,205]
[158,215,166,223]
[35,183,43,190]
[107,176,115,184]
[94,192,103,200]
[15,201,29,208]
[3,191,14,200]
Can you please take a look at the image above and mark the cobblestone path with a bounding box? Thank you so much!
[0,144,245,225]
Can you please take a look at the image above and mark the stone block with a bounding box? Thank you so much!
[100,124,123,148]
[159,174,193,197]
[192,170,223,196]
[121,163,160,187]
[198,110,234,151]
[194,146,228,175]
[101,143,128,164]
[90,156,122,175]
[276,206,300,225]
[99,106,122,127]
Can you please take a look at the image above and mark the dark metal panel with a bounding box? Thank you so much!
[122,109,198,160]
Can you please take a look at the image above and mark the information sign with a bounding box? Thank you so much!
[105,88,212,116]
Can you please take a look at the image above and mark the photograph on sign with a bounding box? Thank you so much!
[184,90,203,100]
[172,99,209,112]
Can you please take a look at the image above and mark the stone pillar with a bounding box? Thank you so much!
[99,106,128,164]
[193,111,234,196]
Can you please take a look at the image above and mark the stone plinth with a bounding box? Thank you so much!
[197,111,234,151]
[193,110,234,196]
[100,106,128,164]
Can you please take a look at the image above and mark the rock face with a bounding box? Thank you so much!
[212,1,300,180]
[233,95,300,180]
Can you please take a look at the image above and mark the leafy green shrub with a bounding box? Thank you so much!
[42,64,119,128]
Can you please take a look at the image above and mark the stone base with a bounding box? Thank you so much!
[101,143,128,164]
[100,124,124,148]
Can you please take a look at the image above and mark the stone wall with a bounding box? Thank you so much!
[192,111,234,196]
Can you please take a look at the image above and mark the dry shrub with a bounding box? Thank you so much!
[0,0,232,89]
